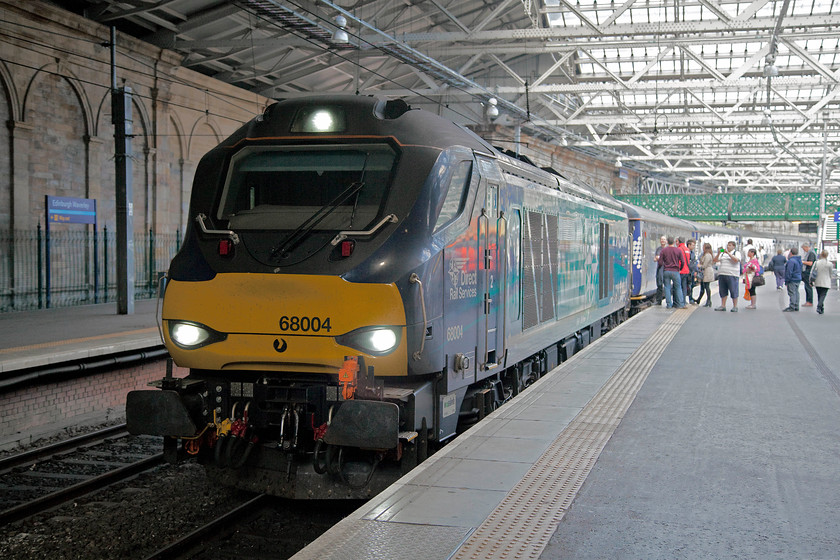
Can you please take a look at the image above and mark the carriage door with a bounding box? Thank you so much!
[480,181,503,371]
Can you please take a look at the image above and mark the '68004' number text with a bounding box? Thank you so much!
[278,316,331,333]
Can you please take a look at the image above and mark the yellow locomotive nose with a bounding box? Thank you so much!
[162,273,408,376]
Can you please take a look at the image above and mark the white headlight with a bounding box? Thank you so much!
[171,323,208,346]
[336,326,401,356]
[368,329,398,352]
[310,110,334,132]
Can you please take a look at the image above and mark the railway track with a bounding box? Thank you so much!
[143,493,273,559]
[142,493,361,560]
[0,424,165,526]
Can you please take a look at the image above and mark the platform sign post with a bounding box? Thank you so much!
[45,195,97,309]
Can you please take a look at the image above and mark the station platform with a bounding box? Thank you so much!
[0,300,162,374]
[0,300,165,450]
[294,287,840,560]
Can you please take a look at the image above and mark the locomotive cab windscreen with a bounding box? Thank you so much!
[217,143,398,264]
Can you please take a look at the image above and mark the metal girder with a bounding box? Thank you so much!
[56,0,840,194]
[385,15,840,42]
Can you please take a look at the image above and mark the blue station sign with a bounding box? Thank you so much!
[47,196,96,224]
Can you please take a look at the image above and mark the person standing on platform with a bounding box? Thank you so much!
[743,239,755,265]
[685,239,699,304]
[714,240,741,312]
[677,238,691,304]
[660,236,686,309]
[770,248,786,290]
[697,242,715,307]
[744,248,762,310]
[783,246,802,312]
[801,243,817,307]
[654,235,667,306]
[811,250,832,315]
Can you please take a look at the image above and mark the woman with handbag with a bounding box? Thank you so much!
[696,243,715,307]
[811,250,832,315]
[744,248,764,309]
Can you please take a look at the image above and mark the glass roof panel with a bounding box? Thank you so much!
[538,0,840,191]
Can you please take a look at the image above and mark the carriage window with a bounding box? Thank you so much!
[433,161,472,232]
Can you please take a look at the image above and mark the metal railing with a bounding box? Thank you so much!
[616,192,840,221]
[0,227,181,312]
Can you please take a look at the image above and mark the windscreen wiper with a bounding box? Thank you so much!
[270,180,365,260]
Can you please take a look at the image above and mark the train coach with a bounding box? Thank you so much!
[126,95,631,499]
[624,200,814,308]
[622,202,695,309]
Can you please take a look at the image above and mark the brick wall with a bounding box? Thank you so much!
[0,358,189,446]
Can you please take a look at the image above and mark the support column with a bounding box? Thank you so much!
[113,87,134,315]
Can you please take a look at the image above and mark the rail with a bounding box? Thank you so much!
[0,427,164,525]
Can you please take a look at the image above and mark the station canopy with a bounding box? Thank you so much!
[61,0,840,194]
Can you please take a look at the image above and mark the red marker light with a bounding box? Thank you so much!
[340,240,355,257]
[218,239,234,257]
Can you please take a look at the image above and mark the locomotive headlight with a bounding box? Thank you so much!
[168,321,227,349]
[310,110,334,132]
[291,106,347,133]
[336,326,401,356]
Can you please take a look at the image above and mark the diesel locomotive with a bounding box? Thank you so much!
[126,95,632,499]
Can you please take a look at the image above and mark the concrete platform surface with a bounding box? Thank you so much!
[0,300,161,372]
[542,288,840,559]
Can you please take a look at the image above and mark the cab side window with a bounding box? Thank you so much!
[434,161,472,232]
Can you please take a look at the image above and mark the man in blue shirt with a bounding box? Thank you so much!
[783,246,803,312]
[800,243,817,307]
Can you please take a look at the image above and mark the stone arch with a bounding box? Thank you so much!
[162,113,188,231]
[0,62,15,230]
[92,89,110,138]
[22,64,88,223]
[167,111,187,159]
[22,62,93,137]
[187,114,221,161]
[130,94,151,233]
[0,60,21,122]
[93,86,155,233]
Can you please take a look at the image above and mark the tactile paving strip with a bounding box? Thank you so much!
[453,307,696,560]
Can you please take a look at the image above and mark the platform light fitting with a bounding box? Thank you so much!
[762,110,772,125]
[332,15,349,44]
[484,97,499,119]
[763,64,779,77]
